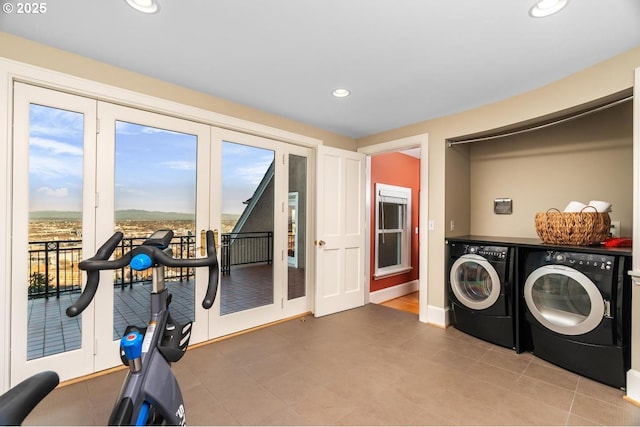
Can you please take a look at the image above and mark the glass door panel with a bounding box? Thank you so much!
[11,83,97,384]
[220,141,275,315]
[113,120,198,338]
[524,265,605,336]
[288,154,307,300]
[450,255,500,311]
[27,104,85,359]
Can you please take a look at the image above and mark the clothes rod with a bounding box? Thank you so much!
[447,95,633,147]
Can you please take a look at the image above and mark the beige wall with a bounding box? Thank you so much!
[357,46,640,313]
[469,101,633,238]
[0,32,355,151]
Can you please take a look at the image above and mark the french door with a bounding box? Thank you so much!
[12,83,98,385]
[92,103,211,371]
[11,83,312,384]
[209,128,312,337]
[11,84,211,383]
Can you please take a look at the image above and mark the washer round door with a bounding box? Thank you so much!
[449,254,501,310]
[524,265,605,336]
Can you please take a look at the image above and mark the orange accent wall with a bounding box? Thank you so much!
[370,152,420,292]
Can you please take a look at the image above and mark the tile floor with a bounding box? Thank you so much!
[25,304,640,426]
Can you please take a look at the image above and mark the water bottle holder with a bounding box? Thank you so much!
[158,321,192,363]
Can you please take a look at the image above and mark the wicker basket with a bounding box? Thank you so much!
[534,207,611,245]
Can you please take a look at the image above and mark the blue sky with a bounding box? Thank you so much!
[28,104,273,216]
[114,121,197,213]
[29,104,84,212]
[222,141,274,215]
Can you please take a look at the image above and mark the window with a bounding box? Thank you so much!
[375,183,412,278]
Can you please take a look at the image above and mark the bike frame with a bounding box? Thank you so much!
[109,265,186,426]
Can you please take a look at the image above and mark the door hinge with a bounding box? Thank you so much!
[94,339,98,356]
[96,118,100,134]
[95,192,99,208]
[281,298,284,309]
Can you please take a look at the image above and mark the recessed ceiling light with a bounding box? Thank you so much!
[529,0,568,18]
[126,0,158,14]
[332,88,351,98]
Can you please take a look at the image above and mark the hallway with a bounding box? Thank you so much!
[25,304,640,425]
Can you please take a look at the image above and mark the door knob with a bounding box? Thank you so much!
[316,240,326,247]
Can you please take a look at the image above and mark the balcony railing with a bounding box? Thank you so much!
[221,231,273,275]
[28,235,196,299]
[28,231,280,298]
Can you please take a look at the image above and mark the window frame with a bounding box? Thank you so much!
[374,183,412,278]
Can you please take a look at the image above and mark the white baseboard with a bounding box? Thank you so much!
[370,281,451,329]
[424,304,449,328]
[626,369,640,404]
[369,280,419,304]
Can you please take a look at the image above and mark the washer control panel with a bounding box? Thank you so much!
[464,245,508,261]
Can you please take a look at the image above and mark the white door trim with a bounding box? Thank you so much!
[357,133,430,324]
[624,66,640,403]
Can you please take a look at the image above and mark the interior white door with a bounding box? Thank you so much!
[315,146,366,317]
[11,83,98,384]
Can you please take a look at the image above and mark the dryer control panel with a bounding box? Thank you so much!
[543,251,615,275]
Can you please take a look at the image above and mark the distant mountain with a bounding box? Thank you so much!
[222,213,241,221]
[115,210,194,220]
[30,210,195,220]
[29,210,82,220]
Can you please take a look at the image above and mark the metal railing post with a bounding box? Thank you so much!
[54,242,60,298]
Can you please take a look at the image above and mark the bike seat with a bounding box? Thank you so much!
[0,371,59,425]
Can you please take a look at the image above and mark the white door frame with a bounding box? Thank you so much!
[625,66,640,402]
[357,133,430,324]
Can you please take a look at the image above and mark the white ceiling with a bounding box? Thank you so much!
[1,0,639,139]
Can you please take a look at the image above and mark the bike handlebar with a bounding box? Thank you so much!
[0,371,59,425]
[66,230,219,317]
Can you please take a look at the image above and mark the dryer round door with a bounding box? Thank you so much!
[449,254,501,310]
[524,265,605,336]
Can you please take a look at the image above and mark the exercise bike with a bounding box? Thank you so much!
[66,229,219,426]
